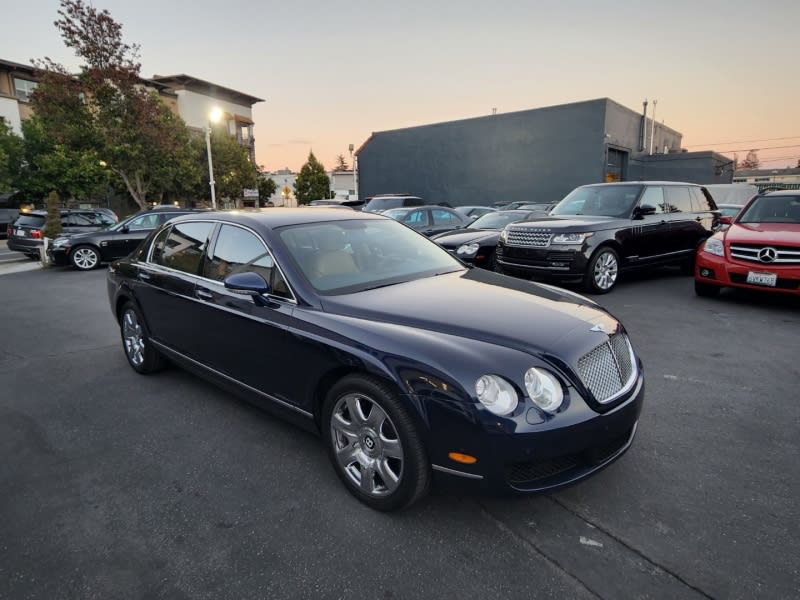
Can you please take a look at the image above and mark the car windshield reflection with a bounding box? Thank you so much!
[278,219,464,293]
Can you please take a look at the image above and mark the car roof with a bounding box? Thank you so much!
[763,190,800,196]
[169,208,387,230]
[580,181,699,187]
[20,208,106,216]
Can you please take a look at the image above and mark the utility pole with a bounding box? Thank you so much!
[649,99,658,155]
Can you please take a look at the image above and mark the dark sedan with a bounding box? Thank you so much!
[432,210,542,270]
[49,206,205,270]
[382,205,470,236]
[108,209,644,511]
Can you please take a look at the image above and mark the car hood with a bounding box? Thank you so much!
[725,222,800,246]
[509,216,628,232]
[319,269,619,356]
[431,229,500,247]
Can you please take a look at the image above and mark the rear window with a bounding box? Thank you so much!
[364,197,422,211]
[13,215,46,227]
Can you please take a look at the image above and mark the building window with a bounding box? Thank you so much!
[14,78,38,103]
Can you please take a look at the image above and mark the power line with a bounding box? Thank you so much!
[713,144,800,154]
[684,135,800,147]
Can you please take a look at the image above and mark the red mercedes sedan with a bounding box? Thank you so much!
[695,191,800,296]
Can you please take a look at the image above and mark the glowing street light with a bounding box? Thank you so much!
[205,107,223,209]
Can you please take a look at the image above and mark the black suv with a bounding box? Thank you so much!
[49,205,207,270]
[7,209,117,259]
[496,182,721,293]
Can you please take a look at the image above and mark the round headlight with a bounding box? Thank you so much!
[524,368,563,412]
[475,374,518,416]
[456,242,480,255]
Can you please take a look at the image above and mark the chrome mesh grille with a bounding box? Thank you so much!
[577,333,634,403]
[505,227,551,247]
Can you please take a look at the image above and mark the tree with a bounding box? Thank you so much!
[207,126,258,202]
[30,0,196,209]
[334,153,349,171]
[258,176,278,206]
[0,118,24,192]
[738,150,760,170]
[294,151,330,204]
[42,191,63,239]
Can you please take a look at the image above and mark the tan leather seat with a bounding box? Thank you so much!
[310,229,358,277]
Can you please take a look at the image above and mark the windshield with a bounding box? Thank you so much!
[468,211,531,230]
[278,219,463,294]
[551,185,643,218]
[737,195,800,224]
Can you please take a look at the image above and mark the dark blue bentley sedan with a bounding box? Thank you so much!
[107,208,644,511]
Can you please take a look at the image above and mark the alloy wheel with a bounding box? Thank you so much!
[330,393,404,497]
[73,247,99,270]
[122,309,145,367]
[593,251,618,290]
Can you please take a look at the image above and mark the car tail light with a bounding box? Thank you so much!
[31,230,42,239]
[5,226,10,237]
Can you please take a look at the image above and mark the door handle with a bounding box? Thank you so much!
[139,272,151,281]
[196,289,213,300]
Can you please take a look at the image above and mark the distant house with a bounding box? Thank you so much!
[1,57,263,196]
[733,167,800,191]
[356,98,732,206]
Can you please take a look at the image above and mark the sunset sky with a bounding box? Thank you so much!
[6,0,799,172]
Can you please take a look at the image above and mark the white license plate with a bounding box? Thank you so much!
[746,271,777,287]
[15,228,24,236]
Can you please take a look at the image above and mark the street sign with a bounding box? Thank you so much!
[243,188,259,198]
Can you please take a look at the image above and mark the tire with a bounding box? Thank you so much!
[486,251,501,273]
[584,247,619,294]
[322,374,430,511]
[71,245,101,271]
[119,302,165,374]
[694,280,721,297]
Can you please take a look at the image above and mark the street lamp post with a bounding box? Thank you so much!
[205,107,223,209]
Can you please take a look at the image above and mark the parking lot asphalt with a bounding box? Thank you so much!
[1,266,798,600]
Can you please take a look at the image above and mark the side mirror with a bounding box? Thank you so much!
[720,215,733,225]
[121,224,130,233]
[633,205,656,219]
[224,272,271,296]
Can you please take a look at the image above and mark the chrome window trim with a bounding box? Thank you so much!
[143,218,298,305]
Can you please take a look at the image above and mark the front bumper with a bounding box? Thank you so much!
[47,246,72,266]
[496,242,590,282]
[696,251,800,295]
[426,372,645,494]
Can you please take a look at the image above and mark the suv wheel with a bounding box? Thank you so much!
[584,247,619,294]
[71,245,101,270]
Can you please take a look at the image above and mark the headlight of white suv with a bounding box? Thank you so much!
[703,237,724,257]
[551,232,592,244]
[456,242,480,256]
[475,375,518,416]
[524,368,564,412]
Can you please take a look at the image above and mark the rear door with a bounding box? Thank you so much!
[135,220,215,358]
[664,186,700,256]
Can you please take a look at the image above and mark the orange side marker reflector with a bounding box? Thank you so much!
[448,452,478,464]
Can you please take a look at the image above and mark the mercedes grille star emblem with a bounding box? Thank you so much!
[758,247,777,263]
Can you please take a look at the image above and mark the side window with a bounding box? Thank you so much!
[205,224,291,298]
[127,213,160,230]
[638,187,666,214]
[664,187,693,213]
[403,210,429,227]
[149,226,171,264]
[432,209,459,225]
[691,187,716,211]
[157,221,214,275]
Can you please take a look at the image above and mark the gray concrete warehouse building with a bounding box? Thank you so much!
[356,98,732,206]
